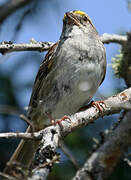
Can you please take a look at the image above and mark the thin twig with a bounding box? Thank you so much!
[19,114,34,132]
[0,105,21,116]
[0,172,17,180]
[0,131,41,140]
[60,141,79,170]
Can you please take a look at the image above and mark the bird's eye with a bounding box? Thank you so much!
[83,16,88,21]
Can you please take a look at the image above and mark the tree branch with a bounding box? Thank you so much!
[29,88,131,180]
[0,88,131,141]
[100,33,127,44]
[72,111,131,180]
[0,41,54,55]
[1,88,131,179]
[0,33,127,55]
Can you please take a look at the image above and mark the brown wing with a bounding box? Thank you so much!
[29,42,58,107]
[100,53,106,86]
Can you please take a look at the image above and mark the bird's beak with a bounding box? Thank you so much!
[65,12,81,26]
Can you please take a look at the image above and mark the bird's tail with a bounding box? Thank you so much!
[4,125,40,175]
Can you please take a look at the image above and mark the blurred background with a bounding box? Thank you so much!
[0,0,131,179]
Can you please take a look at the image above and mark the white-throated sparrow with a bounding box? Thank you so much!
[5,10,106,173]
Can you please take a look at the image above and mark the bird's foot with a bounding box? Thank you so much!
[78,100,105,113]
[46,112,71,127]
[91,100,105,113]
[54,115,71,126]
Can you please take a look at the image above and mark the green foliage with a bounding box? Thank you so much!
[112,49,124,78]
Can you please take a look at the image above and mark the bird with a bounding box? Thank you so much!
[4,10,106,174]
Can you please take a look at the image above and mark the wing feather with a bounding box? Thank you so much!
[29,42,58,107]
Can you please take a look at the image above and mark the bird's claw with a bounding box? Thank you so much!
[54,115,71,125]
[91,101,105,113]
